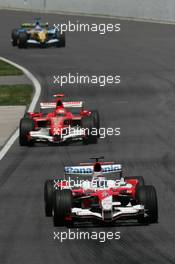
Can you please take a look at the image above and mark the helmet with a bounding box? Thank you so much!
[56,99,63,107]
[54,108,66,117]
[93,162,102,172]
[35,21,41,30]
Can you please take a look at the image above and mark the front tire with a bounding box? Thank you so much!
[136,185,158,224]
[56,31,65,47]
[81,116,98,144]
[53,189,72,227]
[44,180,54,217]
[11,29,18,46]
[19,118,35,146]
[18,32,28,48]
[90,110,100,138]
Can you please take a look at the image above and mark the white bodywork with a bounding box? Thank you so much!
[72,204,145,221]
[40,101,83,110]
[29,126,85,142]
[65,164,122,174]
[27,39,59,45]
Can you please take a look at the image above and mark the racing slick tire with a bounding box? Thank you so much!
[19,118,35,146]
[81,116,98,144]
[56,31,65,47]
[136,185,158,224]
[53,189,72,227]
[90,110,100,138]
[44,180,54,217]
[11,29,18,46]
[18,32,28,48]
[125,176,145,187]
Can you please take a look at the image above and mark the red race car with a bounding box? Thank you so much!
[44,157,158,226]
[19,94,100,146]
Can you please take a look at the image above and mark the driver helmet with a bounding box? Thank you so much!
[54,107,67,117]
[35,21,41,30]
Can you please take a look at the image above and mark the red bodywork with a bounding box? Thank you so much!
[54,161,139,210]
[55,178,138,202]
[26,97,91,138]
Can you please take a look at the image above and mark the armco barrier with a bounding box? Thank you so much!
[0,0,175,23]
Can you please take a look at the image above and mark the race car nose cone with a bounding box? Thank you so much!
[53,135,61,142]
[38,32,46,42]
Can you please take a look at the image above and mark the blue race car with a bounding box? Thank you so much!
[11,19,65,48]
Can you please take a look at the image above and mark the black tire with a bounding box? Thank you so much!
[136,185,158,224]
[90,110,100,138]
[44,180,54,217]
[11,29,18,46]
[56,31,65,47]
[18,32,28,48]
[19,118,35,146]
[53,189,72,227]
[81,116,98,144]
[125,176,145,187]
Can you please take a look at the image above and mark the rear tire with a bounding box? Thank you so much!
[56,31,65,47]
[90,110,100,138]
[44,180,54,217]
[53,189,72,227]
[18,32,28,48]
[81,116,98,144]
[136,185,158,224]
[19,118,35,146]
[11,29,18,46]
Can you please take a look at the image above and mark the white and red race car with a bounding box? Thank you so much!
[44,157,158,226]
[19,94,100,146]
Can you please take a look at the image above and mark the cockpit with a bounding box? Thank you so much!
[56,112,66,117]
[54,108,67,117]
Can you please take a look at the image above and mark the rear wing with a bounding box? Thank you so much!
[21,23,48,28]
[64,164,122,175]
[40,102,56,109]
[64,101,83,108]
[40,101,84,109]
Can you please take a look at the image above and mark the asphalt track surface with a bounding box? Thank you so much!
[0,10,175,264]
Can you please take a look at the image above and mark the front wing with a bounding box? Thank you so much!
[29,127,85,143]
[27,39,59,46]
[71,204,145,222]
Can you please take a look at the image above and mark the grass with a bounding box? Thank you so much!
[0,60,23,76]
[0,85,33,105]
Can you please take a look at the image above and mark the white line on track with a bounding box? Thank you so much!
[0,56,41,161]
